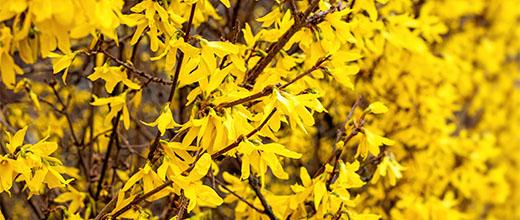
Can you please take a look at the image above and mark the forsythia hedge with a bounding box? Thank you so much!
[0,0,518,219]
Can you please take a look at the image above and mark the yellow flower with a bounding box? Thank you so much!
[122,163,171,201]
[371,155,405,186]
[87,64,140,93]
[142,104,180,135]
[357,127,395,159]
[48,51,77,83]
[54,186,86,213]
[366,101,389,114]
[171,154,223,212]
[0,27,22,89]
[0,156,16,194]
[238,141,301,180]
[5,126,28,154]
[91,93,131,129]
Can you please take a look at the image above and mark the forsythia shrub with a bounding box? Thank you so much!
[0,0,518,219]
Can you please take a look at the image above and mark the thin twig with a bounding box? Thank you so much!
[313,96,363,178]
[279,55,331,89]
[175,194,187,219]
[242,0,322,86]
[211,109,277,159]
[147,3,197,162]
[217,56,330,109]
[287,0,300,22]
[49,84,81,145]
[167,3,197,104]
[95,49,173,85]
[95,111,122,199]
[94,196,117,220]
[333,202,345,220]
[216,85,275,109]
[248,175,277,220]
[81,128,113,147]
[213,178,264,213]
[109,180,174,219]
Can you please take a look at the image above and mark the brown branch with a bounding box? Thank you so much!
[217,56,330,109]
[25,193,44,219]
[175,194,187,219]
[229,0,242,31]
[279,55,331,89]
[167,3,197,104]
[242,0,352,86]
[287,0,300,20]
[312,96,363,178]
[147,135,162,162]
[95,77,125,201]
[128,6,198,220]
[39,83,93,184]
[81,128,113,147]
[49,84,81,146]
[108,180,174,219]
[94,196,117,220]
[213,178,265,214]
[147,3,197,162]
[96,49,173,85]
[95,110,121,200]
[217,85,275,109]
[211,109,277,159]
[118,130,148,159]
[248,175,277,220]
[335,95,362,144]
[242,0,321,86]
[333,202,345,220]
[325,128,360,187]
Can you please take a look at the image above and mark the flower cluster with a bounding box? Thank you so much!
[0,0,519,219]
